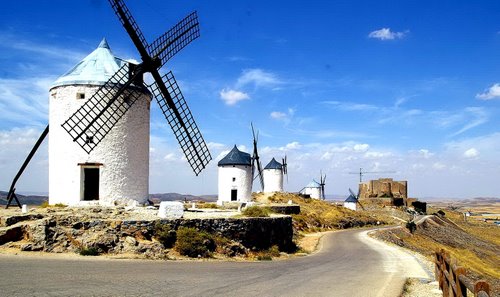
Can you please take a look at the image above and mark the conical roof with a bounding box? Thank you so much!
[52,38,128,88]
[264,158,282,170]
[305,180,321,188]
[345,194,358,203]
[218,145,252,166]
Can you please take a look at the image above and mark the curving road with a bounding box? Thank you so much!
[0,228,430,297]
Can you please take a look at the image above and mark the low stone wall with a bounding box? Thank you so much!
[0,213,294,257]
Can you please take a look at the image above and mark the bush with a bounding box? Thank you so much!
[154,223,177,248]
[256,245,281,260]
[406,221,417,234]
[175,227,216,258]
[242,206,269,217]
[79,247,100,256]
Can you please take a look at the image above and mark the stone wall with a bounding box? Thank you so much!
[0,214,294,257]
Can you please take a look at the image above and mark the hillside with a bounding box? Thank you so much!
[375,208,499,295]
[0,191,47,206]
[0,191,217,206]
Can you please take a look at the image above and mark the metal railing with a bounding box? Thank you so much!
[435,249,491,297]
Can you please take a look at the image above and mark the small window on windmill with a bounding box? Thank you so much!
[232,177,236,182]
[76,92,86,100]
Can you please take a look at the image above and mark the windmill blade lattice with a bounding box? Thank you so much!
[149,71,211,175]
[61,63,145,153]
[147,12,200,68]
[109,0,149,54]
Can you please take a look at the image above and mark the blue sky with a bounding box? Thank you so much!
[1,0,499,198]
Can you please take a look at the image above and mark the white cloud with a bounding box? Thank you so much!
[219,88,250,105]
[417,149,433,159]
[353,144,370,152]
[476,83,500,100]
[270,111,287,120]
[368,28,407,40]
[236,69,282,88]
[463,148,479,159]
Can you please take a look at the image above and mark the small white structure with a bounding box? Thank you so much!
[49,39,151,206]
[263,158,283,193]
[217,146,253,204]
[158,201,184,219]
[300,180,322,199]
[344,194,358,211]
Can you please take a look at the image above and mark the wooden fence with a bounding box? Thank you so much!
[435,249,491,297]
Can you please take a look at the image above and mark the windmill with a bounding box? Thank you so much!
[349,188,365,210]
[349,168,396,183]
[61,0,211,176]
[251,123,264,191]
[319,171,326,200]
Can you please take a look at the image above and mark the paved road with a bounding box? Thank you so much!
[0,228,430,297]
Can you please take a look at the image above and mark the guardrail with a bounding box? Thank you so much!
[435,249,491,297]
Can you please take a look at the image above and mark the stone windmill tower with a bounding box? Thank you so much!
[49,39,151,206]
[263,158,285,193]
[217,146,253,204]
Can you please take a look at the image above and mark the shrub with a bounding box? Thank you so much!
[242,206,269,217]
[256,245,281,260]
[154,223,177,248]
[406,221,417,234]
[79,247,100,256]
[175,227,216,258]
[39,201,49,208]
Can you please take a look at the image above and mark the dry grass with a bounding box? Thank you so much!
[267,193,389,233]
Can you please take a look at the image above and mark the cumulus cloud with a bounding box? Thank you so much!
[236,69,282,89]
[463,148,479,159]
[476,83,500,100]
[368,28,407,40]
[219,88,250,105]
[353,144,370,152]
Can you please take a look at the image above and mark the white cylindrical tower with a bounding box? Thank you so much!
[300,180,322,199]
[263,158,283,193]
[217,145,252,204]
[49,39,151,206]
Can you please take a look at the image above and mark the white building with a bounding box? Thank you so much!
[217,145,253,204]
[263,158,283,193]
[300,180,322,199]
[49,39,151,206]
[343,194,358,211]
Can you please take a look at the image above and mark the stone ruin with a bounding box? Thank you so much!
[358,178,408,206]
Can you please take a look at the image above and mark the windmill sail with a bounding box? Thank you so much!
[149,71,211,175]
[147,12,200,68]
[251,124,264,191]
[62,0,211,175]
[61,63,145,153]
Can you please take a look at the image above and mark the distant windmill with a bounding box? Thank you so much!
[251,123,264,191]
[349,168,396,183]
[348,188,365,210]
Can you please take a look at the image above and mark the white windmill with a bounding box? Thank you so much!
[217,146,253,204]
[47,1,211,206]
[299,172,326,200]
[263,156,287,193]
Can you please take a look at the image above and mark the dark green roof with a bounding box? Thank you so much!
[218,145,251,166]
[264,158,282,170]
